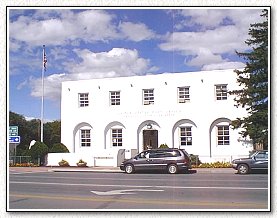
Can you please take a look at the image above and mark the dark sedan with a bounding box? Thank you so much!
[232,150,268,174]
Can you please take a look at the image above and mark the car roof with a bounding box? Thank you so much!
[143,148,182,152]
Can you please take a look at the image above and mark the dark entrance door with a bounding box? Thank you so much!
[143,130,158,150]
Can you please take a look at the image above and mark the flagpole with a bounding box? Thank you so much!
[40,45,46,142]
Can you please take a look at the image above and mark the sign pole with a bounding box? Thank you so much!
[40,45,46,142]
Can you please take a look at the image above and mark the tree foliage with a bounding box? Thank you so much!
[230,10,268,149]
[29,141,48,164]
[9,111,62,154]
[49,143,69,153]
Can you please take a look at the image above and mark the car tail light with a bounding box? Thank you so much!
[184,157,189,164]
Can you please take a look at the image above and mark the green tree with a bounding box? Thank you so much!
[9,111,30,151]
[44,121,61,149]
[29,141,48,165]
[49,143,69,153]
[230,10,268,149]
[9,111,61,154]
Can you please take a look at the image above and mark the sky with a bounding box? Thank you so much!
[8,7,265,121]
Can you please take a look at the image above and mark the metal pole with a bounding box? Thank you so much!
[40,45,45,142]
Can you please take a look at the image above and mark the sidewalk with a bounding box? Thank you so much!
[9,166,234,174]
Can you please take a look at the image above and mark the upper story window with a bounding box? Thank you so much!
[217,125,230,145]
[80,129,91,147]
[178,87,190,103]
[112,129,123,147]
[215,84,228,100]
[143,89,154,105]
[110,91,120,106]
[180,126,192,146]
[79,93,89,107]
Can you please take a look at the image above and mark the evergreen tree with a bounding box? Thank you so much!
[230,10,268,149]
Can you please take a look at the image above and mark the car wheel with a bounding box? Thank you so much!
[168,164,178,174]
[237,164,249,174]
[125,164,134,174]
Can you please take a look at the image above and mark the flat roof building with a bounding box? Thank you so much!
[47,69,253,167]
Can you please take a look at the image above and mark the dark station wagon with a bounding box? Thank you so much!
[120,148,192,174]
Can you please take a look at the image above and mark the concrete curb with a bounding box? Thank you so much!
[48,167,121,173]
[10,167,235,174]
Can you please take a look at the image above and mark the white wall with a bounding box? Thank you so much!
[56,69,253,166]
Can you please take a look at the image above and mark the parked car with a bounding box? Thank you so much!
[120,148,191,174]
[231,150,268,174]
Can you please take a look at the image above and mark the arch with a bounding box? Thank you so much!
[137,120,161,152]
[209,117,232,157]
[104,121,126,149]
[172,119,197,148]
[73,122,93,153]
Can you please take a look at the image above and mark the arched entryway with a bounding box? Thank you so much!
[137,120,160,152]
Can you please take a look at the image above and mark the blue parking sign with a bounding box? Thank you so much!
[9,136,20,143]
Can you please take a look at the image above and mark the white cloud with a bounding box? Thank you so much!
[160,9,263,70]
[27,48,155,100]
[9,10,119,48]
[175,9,262,31]
[186,48,224,67]
[159,25,247,54]
[202,61,245,71]
[9,9,158,50]
[119,21,156,41]
[29,73,67,101]
[67,48,151,77]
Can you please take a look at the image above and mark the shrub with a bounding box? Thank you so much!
[49,143,69,153]
[76,159,87,167]
[159,144,169,149]
[9,162,39,167]
[29,141,48,165]
[58,159,69,167]
[190,154,202,166]
[196,161,232,168]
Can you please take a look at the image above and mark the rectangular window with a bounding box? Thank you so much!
[80,129,91,147]
[180,127,192,146]
[143,89,154,105]
[79,93,89,107]
[112,129,123,147]
[178,87,190,103]
[110,91,120,105]
[217,125,230,145]
[215,84,228,100]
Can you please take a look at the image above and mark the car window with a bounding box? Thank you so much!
[149,151,165,158]
[180,149,190,157]
[138,151,149,159]
[255,152,268,159]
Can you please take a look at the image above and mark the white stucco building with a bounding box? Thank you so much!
[47,69,253,167]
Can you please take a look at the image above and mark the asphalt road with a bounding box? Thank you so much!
[8,169,269,211]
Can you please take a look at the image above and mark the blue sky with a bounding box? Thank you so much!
[8,7,264,121]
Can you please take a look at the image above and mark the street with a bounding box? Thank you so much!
[8,169,269,211]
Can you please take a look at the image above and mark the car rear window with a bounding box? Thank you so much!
[180,149,190,159]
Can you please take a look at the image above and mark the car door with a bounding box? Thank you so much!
[148,150,164,170]
[133,151,152,171]
[253,151,268,169]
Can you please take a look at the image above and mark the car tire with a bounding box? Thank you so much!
[125,164,134,174]
[237,164,249,174]
[167,164,178,174]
